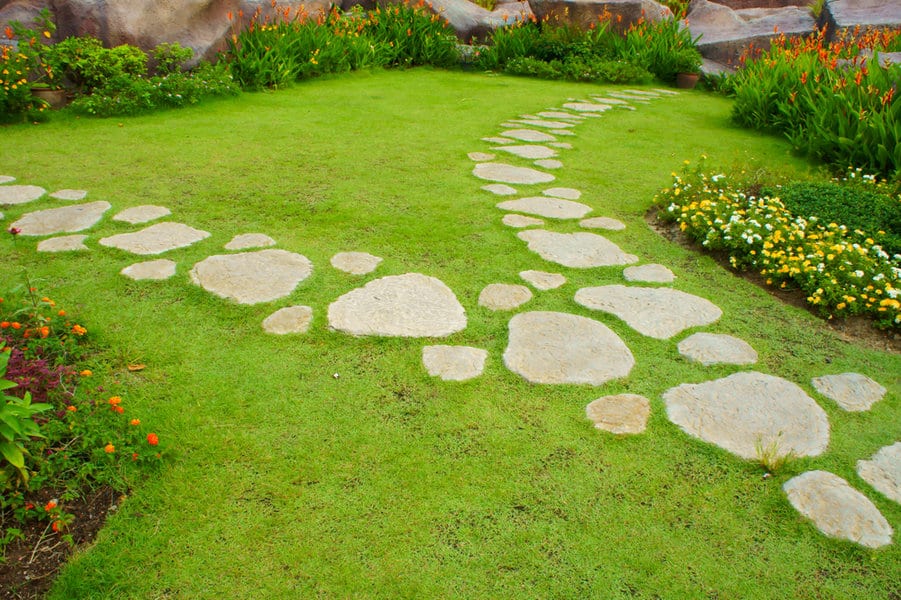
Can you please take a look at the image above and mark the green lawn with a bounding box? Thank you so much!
[1,68,898,599]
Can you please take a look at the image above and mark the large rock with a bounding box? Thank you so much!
[818,0,901,34]
[528,0,671,33]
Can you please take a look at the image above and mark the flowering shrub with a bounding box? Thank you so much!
[657,159,901,328]
[0,9,56,122]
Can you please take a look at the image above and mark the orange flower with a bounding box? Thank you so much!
[39,326,49,338]
[147,433,159,446]
[4,26,12,40]
[66,405,77,412]
[0,321,8,328]
[80,369,92,376]
[58,310,66,316]
[112,405,124,414]
[104,443,115,454]
[854,70,862,86]
[130,418,141,426]
[51,521,61,532]
[45,500,57,512]
[71,324,86,335]
[132,453,139,461]
[108,396,122,406]
[11,322,21,329]
[800,71,807,85]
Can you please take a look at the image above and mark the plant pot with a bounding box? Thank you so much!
[675,72,700,90]
[31,87,67,109]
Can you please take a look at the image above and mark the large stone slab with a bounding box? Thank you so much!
[663,372,830,460]
[121,259,177,281]
[811,373,886,412]
[518,230,638,268]
[478,283,532,311]
[190,249,312,304]
[575,285,722,339]
[482,183,518,196]
[49,189,87,201]
[225,233,276,250]
[543,187,581,200]
[534,159,563,170]
[820,0,901,32]
[262,305,313,335]
[328,273,466,338]
[538,111,581,120]
[500,129,557,143]
[495,145,558,160]
[586,394,650,434]
[784,470,893,549]
[473,163,555,185]
[112,205,171,225]
[0,184,45,205]
[857,442,901,505]
[100,222,210,255]
[0,176,14,184]
[502,214,545,228]
[468,152,496,162]
[422,345,488,381]
[529,0,672,33]
[37,235,89,253]
[677,333,757,366]
[623,263,675,283]
[563,102,612,113]
[497,197,592,219]
[510,119,575,129]
[580,216,625,231]
[11,201,110,236]
[330,251,382,275]
[519,270,566,290]
[503,311,634,385]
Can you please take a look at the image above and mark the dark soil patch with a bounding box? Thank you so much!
[0,486,121,600]
[645,207,901,354]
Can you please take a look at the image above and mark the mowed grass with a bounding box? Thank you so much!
[0,69,898,599]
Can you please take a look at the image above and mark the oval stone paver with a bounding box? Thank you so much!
[811,373,886,412]
[0,185,45,205]
[49,189,87,201]
[519,270,566,290]
[497,197,592,219]
[422,345,488,381]
[225,233,276,250]
[121,259,177,281]
[330,251,382,275]
[550,129,575,136]
[580,216,625,231]
[857,442,901,504]
[511,119,575,129]
[468,152,496,162]
[538,111,581,120]
[575,285,722,339]
[502,214,545,228]
[37,235,89,253]
[677,333,758,366]
[482,184,517,196]
[663,372,830,460]
[328,273,466,338]
[591,96,629,105]
[784,470,893,549]
[478,283,532,311]
[482,136,514,145]
[563,102,612,112]
[549,142,573,150]
[500,129,557,143]
[518,230,638,268]
[190,249,312,304]
[534,159,563,170]
[495,145,557,160]
[262,305,313,334]
[623,264,675,283]
[503,311,634,385]
[0,176,14,184]
[113,205,172,225]
[101,222,210,255]
[473,163,555,185]
[543,187,581,200]
[586,394,650,434]
[11,201,111,236]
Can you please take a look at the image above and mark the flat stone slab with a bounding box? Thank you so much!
[607,92,650,102]
[190,249,312,304]
[113,205,172,225]
[534,159,563,170]
[663,372,830,460]
[550,129,575,136]
[504,311,634,385]
[575,285,722,339]
[0,176,14,184]
[549,142,573,150]
[811,373,886,412]
[519,270,565,290]
[678,333,757,366]
[328,273,466,337]
[11,201,111,236]
[482,184,518,196]
[468,152,496,161]
[0,185,45,205]
[37,235,89,253]
[586,394,650,434]
[518,230,638,268]
[497,197,591,219]
[330,251,382,275]
[478,283,532,311]
[563,102,612,112]
[49,189,87,201]
[100,222,210,255]
[857,442,901,505]
[473,163,555,185]
[580,216,625,231]
[537,111,581,120]
[622,89,660,97]
[591,96,630,105]
[543,187,581,200]
[784,470,893,549]
[511,119,575,129]
[422,345,488,381]
[482,137,514,145]
[623,263,675,283]
[225,233,276,250]
[495,145,557,160]
[500,129,556,143]
[262,305,313,334]
[502,214,545,228]
[121,259,177,281]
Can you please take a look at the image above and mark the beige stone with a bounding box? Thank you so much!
[37,235,89,253]
[519,270,566,290]
[537,111,581,120]
[580,216,625,231]
[190,249,312,304]
[543,187,581,200]
[478,283,532,311]
[857,442,901,505]
[468,152,496,162]
[500,129,557,143]
[811,373,886,412]
[113,205,172,225]
[0,176,15,184]
[49,189,88,201]
[534,159,563,170]
[586,394,651,434]
[518,230,638,268]
[495,145,558,160]
[262,306,313,334]
[330,252,382,275]
[563,102,612,112]
[422,345,488,381]
[12,201,110,236]
[473,163,555,185]
[677,333,757,366]
[0,185,45,205]
[225,233,276,250]
[502,214,545,228]
[482,184,518,196]
[623,263,675,283]
[510,119,575,129]
[497,197,592,219]
[121,259,177,281]
[101,222,210,255]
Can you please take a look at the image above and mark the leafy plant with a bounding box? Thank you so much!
[0,351,51,486]
[152,42,194,75]
[754,434,797,473]
[48,36,147,93]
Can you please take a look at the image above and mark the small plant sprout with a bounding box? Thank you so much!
[754,433,797,474]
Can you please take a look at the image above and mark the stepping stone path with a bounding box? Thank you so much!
[190,249,312,304]
[497,197,592,220]
[473,163,555,185]
[262,306,313,334]
[500,129,557,142]
[12,201,111,236]
[677,333,757,366]
[50,189,87,201]
[857,442,901,504]
[0,185,45,205]
[495,145,557,160]
[519,270,565,290]
[623,264,675,283]
[478,283,532,311]
[482,184,517,196]
[518,230,638,268]
[783,471,893,549]
[330,251,383,275]
[113,205,172,225]
[121,259,177,281]
[586,394,651,435]
[502,214,544,228]
[580,216,624,230]
[37,235,88,253]
[101,222,210,255]
[543,187,581,200]
[422,345,488,381]
[225,233,276,250]
[811,373,886,412]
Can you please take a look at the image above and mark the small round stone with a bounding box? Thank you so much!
[500,129,556,143]
[580,216,625,231]
[519,270,565,290]
[0,185,45,205]
[534,159,563,170]
[543,187,581,200]
[857,442,901,505]
[330,251,383,275]
[262,306,313,334]
[478,283,532,311]
[37,235,89,253]
[677,333,758,366]
[586,394,650,434]
[502,214,545,228]
[482,184,518,196]
[518,230,638,268]
[121,259,177,281]
[49,189,88,201]
[422,345,488,381]
[473,163,555,185]
[11,201,111,236]
[497,197,592,220]
[113,205,172,225]
[190,249,313,304]
[623,264,675,283]
[101,222,210,255]
[468,152,496,162]
[225,233,276,250]
[811,373,886,412]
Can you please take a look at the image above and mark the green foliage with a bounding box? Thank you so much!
[48,36,147,93]
[0,351,51,486]
[503,54,652,84]
[0,8,57,122]
[152,42,194,75]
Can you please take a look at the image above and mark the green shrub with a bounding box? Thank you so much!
[152,42,194,75]
[49,36,147,93]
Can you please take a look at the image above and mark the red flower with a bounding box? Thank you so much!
[147,433,159,446]
[44,500,57,512]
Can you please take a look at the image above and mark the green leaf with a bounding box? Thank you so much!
[0,440,25,468]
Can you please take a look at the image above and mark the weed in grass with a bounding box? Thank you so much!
[754,434,797,474]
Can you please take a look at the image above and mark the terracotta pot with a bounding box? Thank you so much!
[31,88,68,109]
[675,72,700,89]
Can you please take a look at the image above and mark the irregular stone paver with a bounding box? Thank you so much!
[607,92,650,103]
[328,273,466,337]
[783,470,893,549]
[677,333,758,366]
[652,89,679,96]
[550,129,575,136]
[543,187,581,200]
[575,285,721,339]
[857,442,901,504]
[519,270,566,290]
[12,201,111,236]
[663,372,830,460]
[511,119,575,129]
[495,145,557,160]
[422,345,488,381]
[100,222,210,255]
[623,263,675,283]
[502,214,545,228]
[586,394,651,434]
[473,163,555,185]
[538,111,581,120]
[121,259,177,281]
[518,230,638,268]
[504,311,634,385]
[37,235,89,253]
[190,249,312,304]
[811,373,886,412]
[0,185,45,205]
[225,233,276,250]
[0,176,14,184]
[500,129,557,143]
[262,305,313,334]
[549,142,573,150]
[113,205,172,225]
[482,183,518,196]
[534,159,563,170]
[330,251,382,275]
[49,189,88,201]
[563,102,612,113]
[623,89,660,97]
[468,152,496,161]
[580,216,625,231]
[497,197,591,220]
[591,96,629,105]
[482,137,514,145]
[478,283,532,311]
